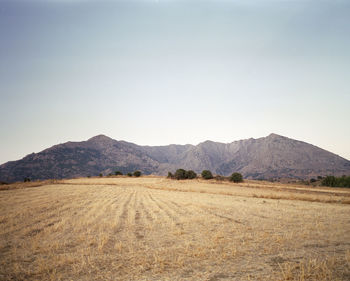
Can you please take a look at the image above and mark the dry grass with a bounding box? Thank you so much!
[0,177,349,280]
[61,177,350,204]
[0,179,60,191]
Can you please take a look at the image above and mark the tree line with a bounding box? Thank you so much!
[321,175,350,188]
[167,169,244,183]
[99,170,142,177]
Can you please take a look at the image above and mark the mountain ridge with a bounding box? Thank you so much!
[1,133,349,182]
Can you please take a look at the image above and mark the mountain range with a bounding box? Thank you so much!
[1,133,349,183]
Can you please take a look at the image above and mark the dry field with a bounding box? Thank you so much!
[1,177,350,280]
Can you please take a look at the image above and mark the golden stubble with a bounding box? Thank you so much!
[0,177,349,280]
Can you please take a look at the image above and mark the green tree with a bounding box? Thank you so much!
[167,172,174,179]
[322,175,350,188]
[174,169,187,180]
[322,176,336,187]
[133,170,141,177]
[115,171,123,176]
[201,170,213,180]
[127,172,132,177]
[186,170,197,179]
[230,172,243,183]
[99,173,103,177]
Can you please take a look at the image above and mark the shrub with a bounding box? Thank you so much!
[99,173,103,177]
[133,170,141,177]
[186,170,197,179]
[310,178,317,183]
[115,171,123,176]
[169,169,198,180]
[24,177,31,182]
[322,175,350,188]
[127,172,132,177]
[174,169,187,180]
[201,170,213,180]
[322,176,336,187]
[230,172,243,183]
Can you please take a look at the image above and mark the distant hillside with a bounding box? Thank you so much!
[0,135,159,183]
[1,134,350,182]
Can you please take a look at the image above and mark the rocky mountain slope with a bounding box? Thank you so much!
[1,134,349,182]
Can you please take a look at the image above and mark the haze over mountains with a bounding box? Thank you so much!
[0,134,349,183]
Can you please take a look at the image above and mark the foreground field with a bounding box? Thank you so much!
[1,177,350,280]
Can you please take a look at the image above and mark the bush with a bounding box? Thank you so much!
[186,170,197,179]
[322,175,350,188]
[322,176,336,187]
[230,172,243,183]
[99,173,103,177]
[24,177,31,182]
[127,172,132,177]
[133,171,141,177]
[174,169,187,180]
[201,170,213,180]
[169,169,199,180]
[115,171,123,176]
[310,178,317,183]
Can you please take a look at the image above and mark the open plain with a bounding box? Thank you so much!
[1,177,350,280]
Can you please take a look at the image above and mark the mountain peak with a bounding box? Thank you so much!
[1,134,349,182]
[88,134,113,142]
[266,133,286,139]
[268,133,280,137]
[199,140,215,145]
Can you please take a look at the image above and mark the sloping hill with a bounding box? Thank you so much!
[0,135,159,182]
[1,133,349,182]
[214,134,350,179]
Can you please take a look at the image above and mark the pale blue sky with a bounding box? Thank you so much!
[1,0,350,164]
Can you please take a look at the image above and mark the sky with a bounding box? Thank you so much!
[0,0,350,164]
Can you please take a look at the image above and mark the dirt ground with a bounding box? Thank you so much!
[1,177,349,280]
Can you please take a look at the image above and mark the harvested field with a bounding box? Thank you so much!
[0,177,349,280]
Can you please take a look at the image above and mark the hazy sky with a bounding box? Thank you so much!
[1,0,350,164]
